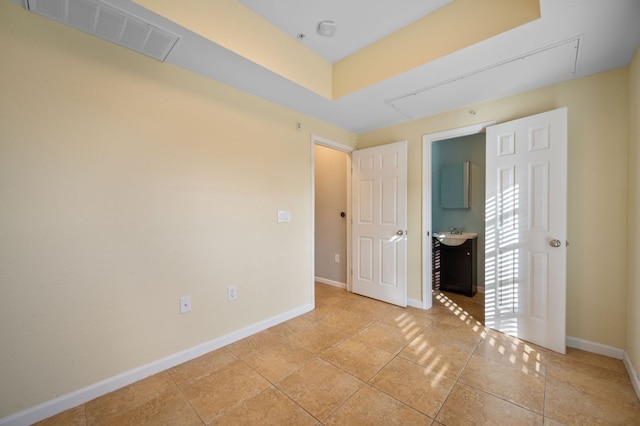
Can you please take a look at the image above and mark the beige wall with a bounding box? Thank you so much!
[628,47,640,383]
[0,3,356,418]
[1,0,637,419]
[314,146,348,284]
[358,68,630,348]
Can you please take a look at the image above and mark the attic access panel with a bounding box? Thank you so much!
[386,38,580,120]
[26,0,180,61]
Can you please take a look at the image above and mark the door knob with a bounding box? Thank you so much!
[549,239,562,248]
[396,230,405,236]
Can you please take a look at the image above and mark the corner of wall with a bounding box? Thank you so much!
[627,45,640,394]
[624,351,640,402]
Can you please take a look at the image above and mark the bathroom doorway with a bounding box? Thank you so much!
[422,122,493,315]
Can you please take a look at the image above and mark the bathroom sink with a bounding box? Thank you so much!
[433,232,478,246]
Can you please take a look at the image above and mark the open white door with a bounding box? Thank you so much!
[352,141,407,307]
[485,108,567,353]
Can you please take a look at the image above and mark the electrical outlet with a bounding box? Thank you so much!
[227,286,237,301]
[334,253,340,263]
[180,296,192,314]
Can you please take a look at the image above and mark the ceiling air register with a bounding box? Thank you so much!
[25,0,179,61]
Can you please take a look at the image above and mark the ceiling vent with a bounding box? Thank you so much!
[25,0,179,61]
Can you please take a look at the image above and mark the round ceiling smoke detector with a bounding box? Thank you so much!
[317,21,336,37]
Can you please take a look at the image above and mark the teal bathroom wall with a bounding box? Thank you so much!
[432,132,486,288]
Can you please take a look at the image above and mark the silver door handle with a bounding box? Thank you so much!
[397,230,405,236]
[549,239,562,248]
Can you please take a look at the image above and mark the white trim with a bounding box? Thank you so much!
[566,336,624,360]
[421,121,495,311]
[345,152,353,293]
[310,137,317,307]
[408,298,424,309]
[314,277,347,289]
[624,352,640,401]
[311,134,355,153]
[562,338,640,402]
[0,304,313,426]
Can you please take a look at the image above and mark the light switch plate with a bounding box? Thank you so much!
[277,210,291,223]
[227,286,237,301]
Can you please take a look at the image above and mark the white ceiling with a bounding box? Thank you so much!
[16,0,640,134]
[238,0,453,63]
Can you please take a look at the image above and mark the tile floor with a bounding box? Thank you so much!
[36,283,640,425]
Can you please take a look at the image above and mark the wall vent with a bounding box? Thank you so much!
[26,0,179,61]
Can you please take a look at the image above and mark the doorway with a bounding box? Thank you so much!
[423,109,568,353]
[311,135,408,307]
[430,133,487,321]
[422,122,495,311]
[311,135,354,300]
[314,145,348,288]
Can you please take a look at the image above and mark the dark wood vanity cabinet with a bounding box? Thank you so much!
[432,237,477,297]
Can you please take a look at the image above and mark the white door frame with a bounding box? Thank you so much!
[311,135,355,305]
[422,121,495,310]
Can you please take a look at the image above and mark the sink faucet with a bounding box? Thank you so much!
[449,227,464,235]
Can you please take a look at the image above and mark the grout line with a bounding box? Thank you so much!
[429,290,488,422]
[37,285,635,425]
[364,343,440,422]
[541,344,549,422]
[282,392,325,425]
[167,369,206,425]
[431,323,485,422]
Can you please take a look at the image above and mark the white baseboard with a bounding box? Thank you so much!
[623,352,640,401]
[314,277,347,289]
[0,303,314,426]
[408,298,424,309]
[556,337,640,402]
[566,336,624,360]
[315,277,422,309]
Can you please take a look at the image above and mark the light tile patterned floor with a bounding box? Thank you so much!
[36,283,640,425]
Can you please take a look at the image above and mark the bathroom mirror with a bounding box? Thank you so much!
[440,161,470,208]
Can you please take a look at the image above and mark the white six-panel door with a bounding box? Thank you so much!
[485,108,567,353]
[352,141,407,307]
